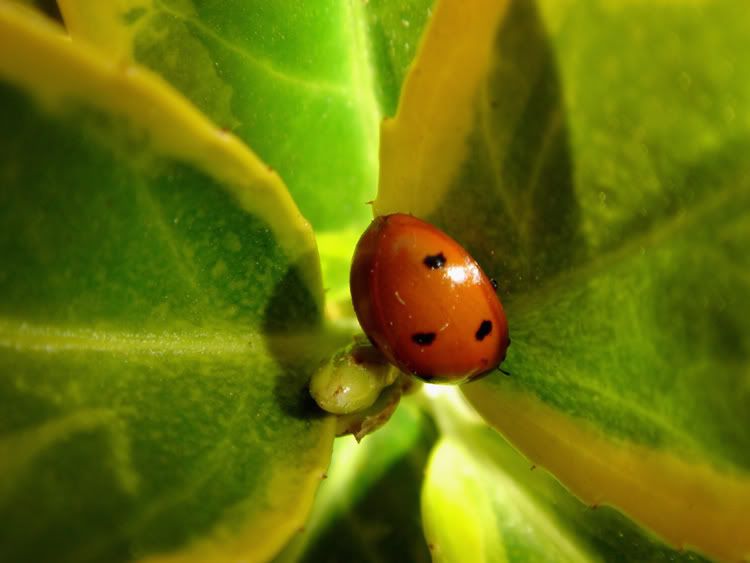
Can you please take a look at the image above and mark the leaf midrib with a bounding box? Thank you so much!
[0,318,260,356]
[150,0,348,96]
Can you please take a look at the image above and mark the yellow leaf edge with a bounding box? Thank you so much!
[0,3,323,303]
[375,0,510,218]
[462,383,750,562]
[57,0,142,58]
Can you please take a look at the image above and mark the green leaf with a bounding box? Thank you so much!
[0,7,335,561]
[422,390,708,563]
[57,0,436,311]
[379,0,750,559]
[276,399,437,563]
[424,439,591,563]
[58,0,434,238]
[355,0,435,117]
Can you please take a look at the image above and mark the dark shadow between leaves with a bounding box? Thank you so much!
[428,0,582,300]
[262,251,330,421]
[293,407,438,563]
[35,0,63,23]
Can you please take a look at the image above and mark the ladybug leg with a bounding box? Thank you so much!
[498,367,512,376]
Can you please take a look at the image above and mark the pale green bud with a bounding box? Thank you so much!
[310,339,399,415]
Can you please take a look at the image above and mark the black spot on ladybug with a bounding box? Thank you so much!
[490,277,498,290]
[423,252,446,269]
[475,320,493,341]
[412,332,436,346]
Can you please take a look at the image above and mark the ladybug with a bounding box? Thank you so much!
[350,213,509,384]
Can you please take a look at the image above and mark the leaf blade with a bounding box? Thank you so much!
[0,6,334,561]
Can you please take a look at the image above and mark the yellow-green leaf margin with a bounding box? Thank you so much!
[377,0,510,218]
[463,384,750,562]
[0,2,322,301]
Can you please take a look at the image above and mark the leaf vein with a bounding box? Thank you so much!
[152,0,349,97]
[0,318,259,356]
[508,176,747,316]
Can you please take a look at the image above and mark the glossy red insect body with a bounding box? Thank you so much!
[350,213,509,383]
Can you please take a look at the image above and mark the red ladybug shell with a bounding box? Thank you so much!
[350,213,509,383]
